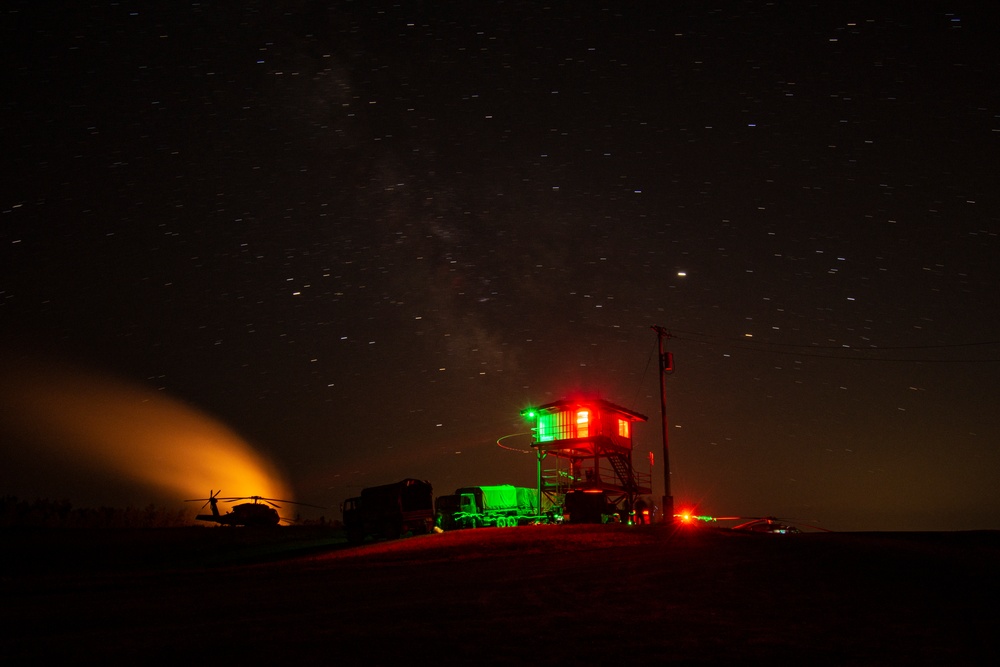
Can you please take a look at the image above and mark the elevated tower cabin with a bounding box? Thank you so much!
[525,397,652,522]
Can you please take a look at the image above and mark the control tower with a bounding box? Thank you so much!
[523,396,651,523]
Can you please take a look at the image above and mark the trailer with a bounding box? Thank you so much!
[435,484,540,530]
[342,478,434,543]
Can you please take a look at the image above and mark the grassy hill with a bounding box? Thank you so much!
[2,523,996,664]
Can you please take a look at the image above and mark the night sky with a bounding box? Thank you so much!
[2,1,998,530]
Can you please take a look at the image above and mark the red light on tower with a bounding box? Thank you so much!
[576,409,590,438]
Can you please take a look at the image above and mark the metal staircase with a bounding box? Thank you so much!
[607,453,638,493]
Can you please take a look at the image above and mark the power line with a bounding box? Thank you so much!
[669,332,1000,363]
[669,328,1000,350]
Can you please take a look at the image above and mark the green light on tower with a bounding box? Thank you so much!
[537,413,555,442]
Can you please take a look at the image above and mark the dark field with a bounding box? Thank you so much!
[2,524,997,665]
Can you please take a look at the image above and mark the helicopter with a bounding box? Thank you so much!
[674,511,830,534]
[185,490,324,527]
[731,516,802,534]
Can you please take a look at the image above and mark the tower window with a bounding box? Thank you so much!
[576,409,590,438]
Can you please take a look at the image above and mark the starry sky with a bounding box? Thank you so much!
[2,1,998,530]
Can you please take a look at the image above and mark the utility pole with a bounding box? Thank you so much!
[652,325,674,521]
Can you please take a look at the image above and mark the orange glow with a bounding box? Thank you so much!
[576,409,590,438]
[0,355,292,511]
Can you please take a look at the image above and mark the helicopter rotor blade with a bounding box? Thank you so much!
[183,490,221,509]
[185,493,327,511]
[247,497,328,510]
[783,519,833,532]
[270,499,327,509]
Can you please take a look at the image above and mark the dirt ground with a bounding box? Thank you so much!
[2,523,997,664]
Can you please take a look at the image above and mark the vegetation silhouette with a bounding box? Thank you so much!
[0,496,190,529]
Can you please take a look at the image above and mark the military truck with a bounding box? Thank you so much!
[342,478,434,542]
[435,484,539,529]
